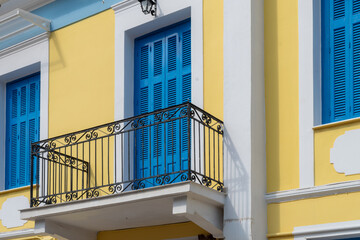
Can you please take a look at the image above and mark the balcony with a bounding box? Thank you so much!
[21,103,225,239]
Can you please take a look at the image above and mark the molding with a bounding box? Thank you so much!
[111,0,204,181]
[266,179,360,203]
[0,228,37,240]
[298,0,315,188]
[111,0,138,14]
[0,33,49,191]
[0,185,30,195]
[293,220,360,240]
[0,0,54,16]
[0,32,48,59]
[313,116,360,130]
[21,182,225,220]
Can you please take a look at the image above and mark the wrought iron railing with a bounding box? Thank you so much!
[30,103,224,207]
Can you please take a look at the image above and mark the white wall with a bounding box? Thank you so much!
[223,0,266,239]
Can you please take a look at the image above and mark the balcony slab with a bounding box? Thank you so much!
[20,181,225,240]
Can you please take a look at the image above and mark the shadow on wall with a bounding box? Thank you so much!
[223,126,250,238]
[49,33,66,72]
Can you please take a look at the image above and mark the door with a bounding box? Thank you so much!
[134,19,191,186]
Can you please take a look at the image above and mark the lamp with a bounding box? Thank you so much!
[138,0,157,16]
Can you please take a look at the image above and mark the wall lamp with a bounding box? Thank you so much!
[138,0,157,16]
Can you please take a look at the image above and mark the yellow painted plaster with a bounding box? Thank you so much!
[0,187,33,232]
[97,222,208,240]
[47,9,115,198]
[314,119,360,186]
[49,10,115,137]
[265,0,299,192]
[203,0,224,182]
[203,0,223,119]
[268,192,360,239]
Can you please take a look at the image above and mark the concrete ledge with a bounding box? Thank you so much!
[21,182,225,240]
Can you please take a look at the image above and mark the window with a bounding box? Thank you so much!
[322,0,360,123]
[5,73,40,189]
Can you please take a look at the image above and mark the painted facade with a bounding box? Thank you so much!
[0,0,267,240]
[266,0,360,239]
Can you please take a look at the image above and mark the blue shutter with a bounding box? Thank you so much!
[153,82,163,158]
[135,19,191,181]
[334,0,345,19]
[353,0,360,14]
[353,22,360,113]
[5,73,40,189]
[333,27,347,119]
[323,0,360,123]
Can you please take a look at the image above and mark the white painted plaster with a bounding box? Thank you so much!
[330,129,360,175]
[293,220,360,240]
[266,179,360,203]
[223,0,266,239]
[0,33,49,191]
[21,182,225,239]
[112,0,203,182]
[299,0,315,188]
[0,196,28,228]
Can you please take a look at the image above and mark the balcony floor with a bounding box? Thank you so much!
[21,181,225,240]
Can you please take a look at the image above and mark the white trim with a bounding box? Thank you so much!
[0,0,55,16]
[112,0,203,181]
[21,181,225,219]
[112,0,203,121]
[0,228,38,240]
[293,220,360,240]
[0,33,49,191]
[298,0,315,188]
[266,179,360,203]
[298,0,322,189]
[0,32,48,59]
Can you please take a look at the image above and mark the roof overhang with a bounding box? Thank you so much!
[21,182,225,240]
[0,8,50,50]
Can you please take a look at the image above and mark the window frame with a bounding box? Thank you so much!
[112,0,204,182]
[0,33,49,191]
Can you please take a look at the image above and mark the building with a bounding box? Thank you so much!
[266,0,360,239]
[0,0,266,239]
[3,0,360,239]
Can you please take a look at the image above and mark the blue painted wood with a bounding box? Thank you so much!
[322,0,360,123]
[134,20,191,185]
[5,73,40,190]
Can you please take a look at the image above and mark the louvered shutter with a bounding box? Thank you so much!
[323,0,360,123]
[134,20,191,181]
[5,73,40,189]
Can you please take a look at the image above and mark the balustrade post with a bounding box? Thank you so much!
[187,103,191,181]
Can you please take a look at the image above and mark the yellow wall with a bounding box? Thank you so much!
[203,0,224,119]
[265,0,299,192]
[98,222,208,240]
[0,187,56,240]
[0,187,34,232]
[314,119,360,186]
[49,9,115,137]
[203,0,224,184]
[267,191,360,239]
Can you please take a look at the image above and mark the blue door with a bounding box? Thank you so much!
[5,73,40,189]
[134,19,191,186]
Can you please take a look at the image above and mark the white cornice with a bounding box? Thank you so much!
[0,32,48,59]
[111,0,138,14]
[0,0,54,16]
[266,180,360,203]
[293,220,360,239]
[0,228,36,240]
